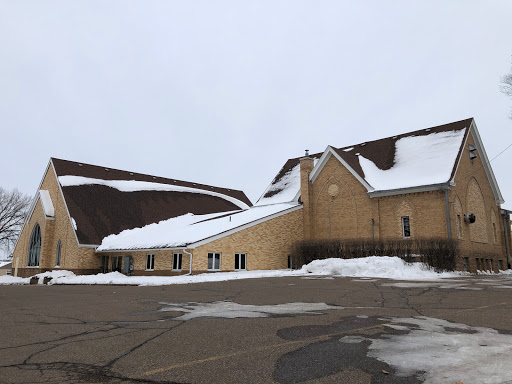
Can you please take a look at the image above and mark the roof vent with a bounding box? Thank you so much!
[392,136,397,139]
[361,143,366,146]
[469,144,477,160]
[152,176,156,179]
[105,168,109,171]
[78,163,82,167]
[305,149,309,156]
[425,128,431,132]
[355,153,360,156]
[129,172,134,176]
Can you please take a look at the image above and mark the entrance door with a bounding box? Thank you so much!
[111,256,122,272]
[100,255,109,273]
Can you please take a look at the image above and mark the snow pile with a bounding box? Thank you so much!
[358,129,466,191]
[98,203,299,251]
[302,256,460,280]
[0,275,29,285]
[366,316,512,384]
[34,270,76,284]
[0,260,11,268]
[58,175,250,210]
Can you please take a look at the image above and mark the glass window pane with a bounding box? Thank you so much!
[178,254,182,270]
[240,254,246,270]
[235,254,239,270]
[214,253,220,270]
[208,253,213,269]
[402,217,410,237]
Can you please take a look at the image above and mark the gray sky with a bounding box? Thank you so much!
[1,1,511,209]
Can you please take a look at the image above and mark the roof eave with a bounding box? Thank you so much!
[367,182,451,198]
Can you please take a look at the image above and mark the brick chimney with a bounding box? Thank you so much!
[300,150,314,239]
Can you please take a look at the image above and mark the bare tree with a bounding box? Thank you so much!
[500,59,512,119]
[0,187,31,257]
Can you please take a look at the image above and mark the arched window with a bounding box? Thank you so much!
[56,240,61,267]
[28,223,41,267]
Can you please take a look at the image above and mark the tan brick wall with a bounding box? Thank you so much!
[449,132,508,272]
[193,208,303,271]
[12,161,96,277]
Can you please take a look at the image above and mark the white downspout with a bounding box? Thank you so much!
[183,248,193,275]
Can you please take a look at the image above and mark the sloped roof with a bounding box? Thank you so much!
[256,118,473,205]
[51,158,252,246]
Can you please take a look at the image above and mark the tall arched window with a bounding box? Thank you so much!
[28,223,41,267]
[56,240,61,267]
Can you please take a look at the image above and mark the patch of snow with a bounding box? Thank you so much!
[302,256,460,280]
[339,335,366,343]
[71,217,77,231]
[0,275,30,285]
[358,129,466,191]
[58,175,250,210]
[256,158,318,206]
[367,316,512,384]
[342,147,354,152]
[158,301,341,321]
[39,190,54,217]
[0,261,11,268]
[97,203,299,251]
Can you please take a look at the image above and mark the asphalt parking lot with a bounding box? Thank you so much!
[1,274,512,384]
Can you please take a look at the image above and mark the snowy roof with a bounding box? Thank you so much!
[256,118,472,204]
[51,158,252,245]
[38,190,55,218]
[97,202,300,251]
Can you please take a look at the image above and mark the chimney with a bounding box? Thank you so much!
[300,150,314,239]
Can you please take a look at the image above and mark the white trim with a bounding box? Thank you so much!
[172,252,183,271]
[368,182,450,198]
[145,253,155,271]
[13,161,52,253]
[187,204,303,248]
[234,253,247,271]
[292,146,374,202]
[50,159,84,247]
[468,120,505,205]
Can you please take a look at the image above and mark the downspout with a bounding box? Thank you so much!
[445,190,452,239]
[183,248,193,275]
[502,214,511,269]
[371,219,375,241]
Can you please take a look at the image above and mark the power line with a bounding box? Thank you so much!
[490,143,512,162]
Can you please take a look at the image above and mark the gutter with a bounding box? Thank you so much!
[501,210,511,269]
[183,248,193,275]
[367,182,451,198]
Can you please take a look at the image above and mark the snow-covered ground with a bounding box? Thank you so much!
[0,256,501,286]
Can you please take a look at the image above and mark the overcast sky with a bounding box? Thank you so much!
[1,1,511,210]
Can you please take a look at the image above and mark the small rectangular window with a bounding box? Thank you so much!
[498,260,504,270]
[490,259,494,273]
[235,253,246,270]
[208,252,221,270]
[402,216,411,238]
[173,253,182,271]
[146,254,155,271]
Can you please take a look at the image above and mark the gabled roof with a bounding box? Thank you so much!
[256,118,489,205]
[51,158,252,246]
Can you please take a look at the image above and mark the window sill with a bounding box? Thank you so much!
[207,269,221,272]
[145,269,154,272]
[172,269,182,272]
[26,266,40,268]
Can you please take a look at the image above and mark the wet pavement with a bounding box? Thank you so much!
[1,274,511,383]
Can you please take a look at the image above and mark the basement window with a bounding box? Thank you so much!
[146,254,155,271]
[235,253,246,270]
[208,252,221,271]
[173,253,182,271]
[402,216,411,238]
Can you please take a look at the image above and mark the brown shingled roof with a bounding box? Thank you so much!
[51,158,252,245]
[260,118,472,201]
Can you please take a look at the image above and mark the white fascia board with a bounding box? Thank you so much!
[12,160,52,253]
[95,246,186,253]
[187,204,303,248]
[310,146,374,190]
[469,120,505,205]
[368,183,451,198]
[50,159,84,247]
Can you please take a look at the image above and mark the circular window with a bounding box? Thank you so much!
[327,183,339,198]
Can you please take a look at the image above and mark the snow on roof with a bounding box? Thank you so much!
[39,190,55,217]
[256,159,319,206]
[97,202,300,251]
[358,129,466,191]
[58,175,250,210]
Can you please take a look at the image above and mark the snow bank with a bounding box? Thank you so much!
[358,130,466,191]
[98,203,299,251]
[58,175,250,210]
[302,256,460,280]
[0,275,29,285]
